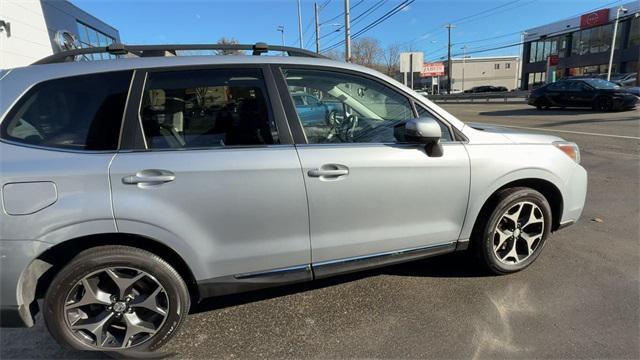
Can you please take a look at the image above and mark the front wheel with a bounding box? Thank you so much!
[474,187,552,274]
[594,96,613,112]
[43,245,190,353]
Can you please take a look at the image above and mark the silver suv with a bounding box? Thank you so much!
[0,43,587,354]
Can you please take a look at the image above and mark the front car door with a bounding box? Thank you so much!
[109,66,311,294]
[274,66,470,276]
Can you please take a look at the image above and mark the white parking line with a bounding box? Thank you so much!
[478,123,640,140]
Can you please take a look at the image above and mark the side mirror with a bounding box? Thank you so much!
[399,117,443,157]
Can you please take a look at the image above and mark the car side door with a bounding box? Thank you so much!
[109,66,311,291]
[274,66,470,276]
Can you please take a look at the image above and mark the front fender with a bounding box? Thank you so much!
[460,144,576,240]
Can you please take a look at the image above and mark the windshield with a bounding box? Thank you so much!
[583,79,620,89]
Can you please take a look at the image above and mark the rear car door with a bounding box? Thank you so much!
[275,66,470,273]
[109,66,310,284]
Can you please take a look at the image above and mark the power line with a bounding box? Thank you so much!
[320,0,364,25]
[319,0,387,41]
[322,0,413,52]
[402,0,534,48]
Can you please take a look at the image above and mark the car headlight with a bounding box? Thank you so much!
[553,141,580,164]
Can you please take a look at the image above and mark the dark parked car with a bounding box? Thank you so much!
[528,78,638,111]
[463,85,508,93]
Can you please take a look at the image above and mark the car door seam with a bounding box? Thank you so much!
[107,152,119,233]
[293,144,314,276]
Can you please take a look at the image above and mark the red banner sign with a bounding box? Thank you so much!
[421,62,445,77]
[548,55,559,66]
[580,9,609,29]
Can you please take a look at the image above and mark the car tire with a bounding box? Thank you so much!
[43,245,190,354]
[594,96,613,112]
[535,98,549,110]
[474,187,552,275]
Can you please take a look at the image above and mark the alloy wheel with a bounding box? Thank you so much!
[63,267,169,349]
[493,201,545,265]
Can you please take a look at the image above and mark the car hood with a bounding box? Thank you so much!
[466,122,565,144]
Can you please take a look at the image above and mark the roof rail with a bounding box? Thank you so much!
[32,42,328,65]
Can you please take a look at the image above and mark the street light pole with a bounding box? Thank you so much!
[297,0,304,48]
[277,26,285,55]
[516,31,527,90]
[607,6,627,81]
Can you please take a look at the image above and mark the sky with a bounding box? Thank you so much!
[70,0,626,61]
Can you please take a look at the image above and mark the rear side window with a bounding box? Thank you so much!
[1,71,132,151]
[140,68,277,149]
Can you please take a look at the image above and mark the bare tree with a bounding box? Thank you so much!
[382,42,401,76]
[215,37,245,55]
[351,37,382,68]
[323,49,345,61]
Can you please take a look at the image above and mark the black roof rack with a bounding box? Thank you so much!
[33,42,327,65]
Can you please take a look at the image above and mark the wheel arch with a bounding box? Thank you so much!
[468,178,564,247]
[18,232,200,326]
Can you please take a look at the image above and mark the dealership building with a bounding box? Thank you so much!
[521,1,640,89]
[0,0,120,69]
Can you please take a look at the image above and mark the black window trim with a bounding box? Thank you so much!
[0,70,135,154]
[273,64,467,145]
[119,63,294,152]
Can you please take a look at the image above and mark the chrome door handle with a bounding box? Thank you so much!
[123,169,175,185]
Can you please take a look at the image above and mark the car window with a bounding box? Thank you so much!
[282,68,414,144]
[1,71,132,151]
[140,68,278,149]
[415,105,453,142]
[547,81,567,90]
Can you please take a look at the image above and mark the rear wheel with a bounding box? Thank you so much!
[43,245,190,353]
[594,96,613,112]
[474,187,552,274]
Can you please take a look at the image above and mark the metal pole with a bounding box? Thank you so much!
[410,53,414,89]
[277,26,285,55]
[461,45,467,92]
[446,24,454,94]
[516,32,526,90]
[297,0,304,48]
[345,0,351,62]
[315,3,320,54]
[607,6,626,81]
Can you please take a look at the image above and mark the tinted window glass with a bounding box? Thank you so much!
[283,68,414,144]
[140,68,277,149]
[1,71,132,150]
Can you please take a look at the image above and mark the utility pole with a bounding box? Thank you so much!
[516,31,527,90]
[461,45,467,92]
[445,24,455,94]
[297,0,304,48]
[345,0,351,62]
[608,6,627,81]
[314,2,320,53]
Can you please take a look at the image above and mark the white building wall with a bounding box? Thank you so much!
[450,57,520,91]
[0,0,53,69]
[0,0,120,70]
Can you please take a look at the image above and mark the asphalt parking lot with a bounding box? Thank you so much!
[1,103,638,359]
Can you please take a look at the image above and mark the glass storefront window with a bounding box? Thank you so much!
[629,16,640,48]
[529,42,537,63]
[76,22,116,61]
